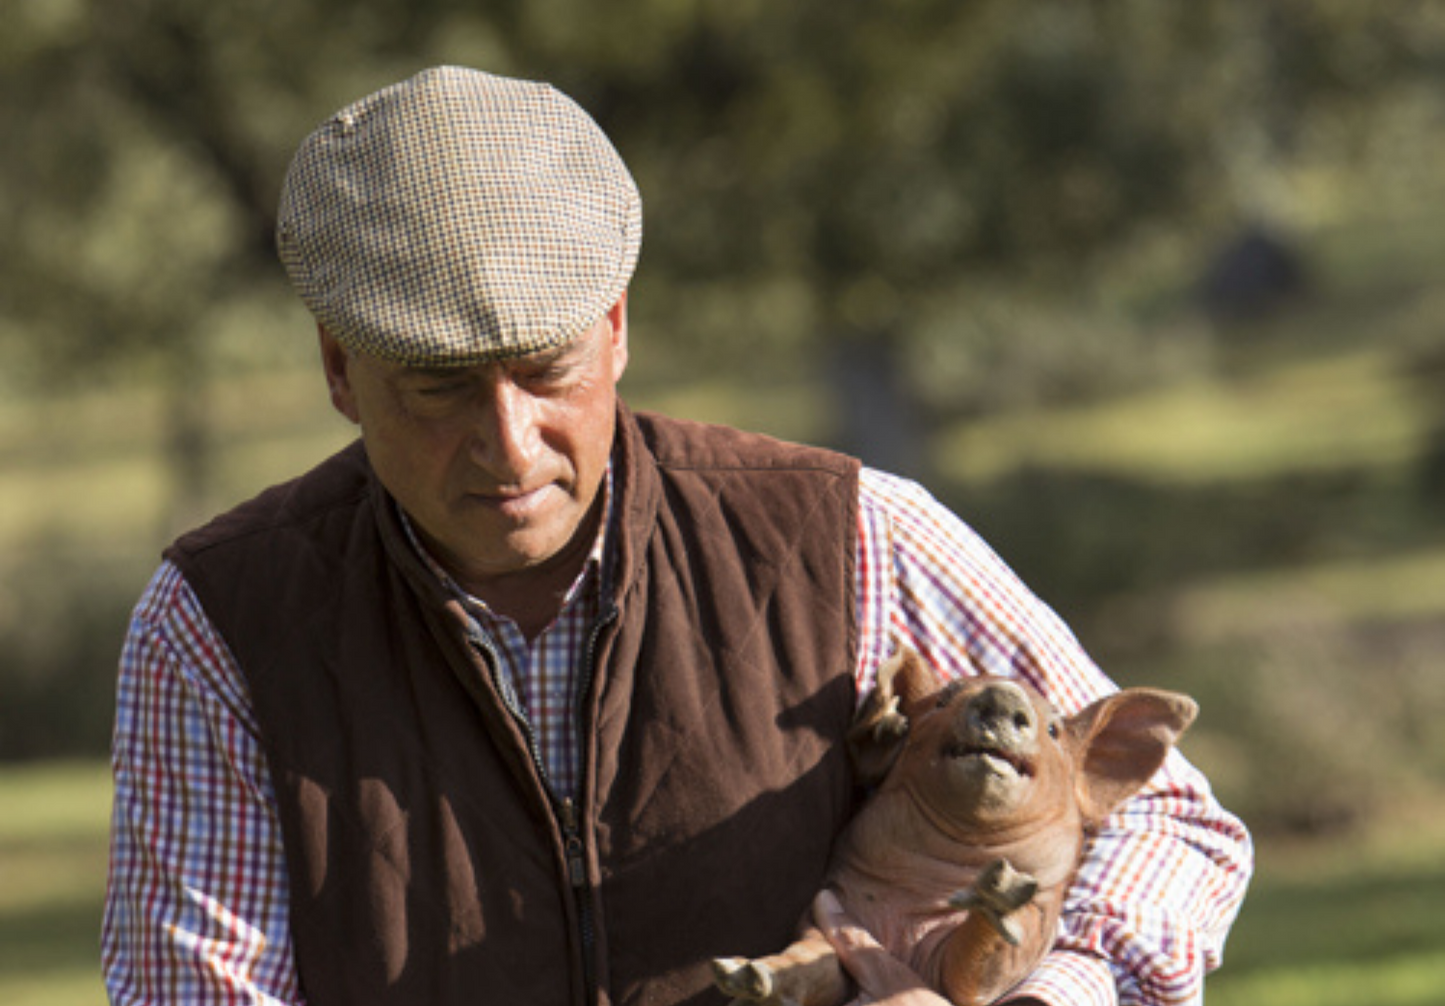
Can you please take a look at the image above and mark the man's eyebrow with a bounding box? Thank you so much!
[517,345,576,366]
[513,338,596,369]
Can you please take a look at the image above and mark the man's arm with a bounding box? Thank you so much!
[855,469,1253,1006]
[104,562,303,1005]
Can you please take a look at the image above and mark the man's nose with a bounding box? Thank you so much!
[469,379,541,478]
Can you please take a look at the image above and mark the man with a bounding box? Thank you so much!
[103,66,1251,1006]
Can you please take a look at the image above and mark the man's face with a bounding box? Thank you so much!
[320,300,629,591]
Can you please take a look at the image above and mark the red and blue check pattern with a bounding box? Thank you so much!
[103,468,1251,1006]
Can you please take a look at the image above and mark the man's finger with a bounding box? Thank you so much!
[812,890,938,1002]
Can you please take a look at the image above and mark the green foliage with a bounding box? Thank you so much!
[1208,810,1445,1006]
[6,0,1445,838]
[0,546,133,761]
[8,1,1445,379]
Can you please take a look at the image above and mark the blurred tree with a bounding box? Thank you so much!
[6,0,1445,800]
[3,0,1445,505]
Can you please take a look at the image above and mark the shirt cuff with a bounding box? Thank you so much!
[1001,950,1117,1006]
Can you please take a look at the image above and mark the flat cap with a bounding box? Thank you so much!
[277,66,642,364]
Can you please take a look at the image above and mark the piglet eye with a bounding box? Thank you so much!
[1048,722,1060,740]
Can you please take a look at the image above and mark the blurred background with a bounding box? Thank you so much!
[3,2,1444,1003]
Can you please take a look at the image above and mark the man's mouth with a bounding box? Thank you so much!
[467,484,557,518]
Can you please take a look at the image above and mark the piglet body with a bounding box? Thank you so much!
[714,649,1197,1006]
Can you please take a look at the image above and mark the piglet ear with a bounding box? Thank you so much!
[847,646,942,787]
[1068,689,1198,825]
[890,646,944,710]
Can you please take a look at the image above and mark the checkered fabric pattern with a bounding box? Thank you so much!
[277,66,642,364]
[104,468,1253,1005]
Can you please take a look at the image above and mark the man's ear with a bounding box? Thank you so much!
[1067,689,1198,825]
[606,291,630,379]
[318,325,361,424]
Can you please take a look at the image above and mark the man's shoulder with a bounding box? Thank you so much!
[161,441,380,657]
[630,409,858,477]
[167,439,373,563]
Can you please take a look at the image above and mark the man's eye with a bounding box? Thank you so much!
[517,365,572,388]
[417,381,469,397]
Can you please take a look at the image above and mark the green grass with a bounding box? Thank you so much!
[1169,545,1445,644]
[4,762,1444,1005]
[1208,808,1445,1006]
[1215,956,1445,1006]
[0,761,110,1006]
[934,345,1425,488]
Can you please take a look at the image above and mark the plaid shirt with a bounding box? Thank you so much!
[104,467,1251,1006]
[396,474,613,802]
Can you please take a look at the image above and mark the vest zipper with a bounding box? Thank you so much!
[559,796,595,999]
[567,604,617,1004]
[468,609,616,1005]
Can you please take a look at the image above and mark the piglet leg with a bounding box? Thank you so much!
[936,859,1048,1006]
[712,925,851,1006]
[947,859,1038,946]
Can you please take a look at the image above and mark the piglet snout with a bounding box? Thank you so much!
[965,681,1038,752]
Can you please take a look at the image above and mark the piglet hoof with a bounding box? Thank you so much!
[712,957,776,1001]
[948,858,1039,947]
[874,703,910,745]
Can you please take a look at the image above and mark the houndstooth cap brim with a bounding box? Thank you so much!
[276,66,642,365]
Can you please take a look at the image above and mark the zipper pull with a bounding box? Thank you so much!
[561,799,587,888]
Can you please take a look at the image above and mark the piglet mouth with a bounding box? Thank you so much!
[943,742,1035,778]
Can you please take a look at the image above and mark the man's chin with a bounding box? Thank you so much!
[465,519,590,578]
[427,491,599,583]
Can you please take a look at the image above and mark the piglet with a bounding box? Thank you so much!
[713,647,1197,1006]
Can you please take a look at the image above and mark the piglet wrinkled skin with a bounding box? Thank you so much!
[713,647,1197,1006]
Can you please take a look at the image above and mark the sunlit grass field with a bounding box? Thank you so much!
[3,761,1443,1005]
[1210,798,1445,1006]
[934,345,1424,487]
[0,762,109,1006]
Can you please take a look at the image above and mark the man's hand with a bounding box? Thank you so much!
[810,890,949,1006]
[810,891,1049,1006]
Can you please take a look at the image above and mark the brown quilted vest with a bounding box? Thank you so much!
[166,406,861,1006]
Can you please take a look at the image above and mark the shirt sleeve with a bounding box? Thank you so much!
[103,560,305,1005]
[855,468,1254,1006]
